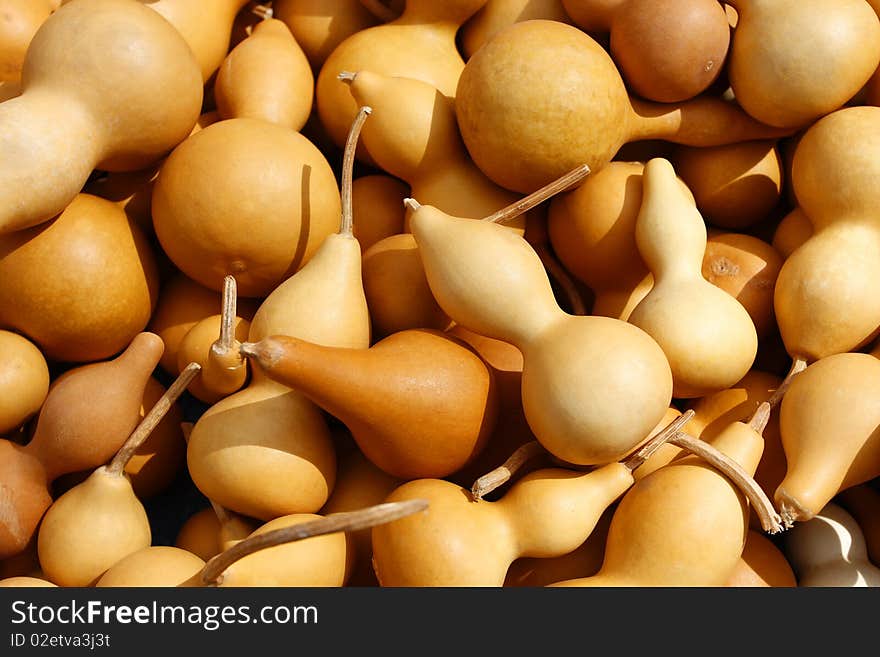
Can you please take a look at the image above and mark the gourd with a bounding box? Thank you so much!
[186,109,373,520]
[214,18,314,131]
[672,140,783,229]
[0,0,51,85]
[772,208,813,259]
[407,171,674,465]
[351,175,409,252]
[627,159,758,398]
[775,353,880,524]
[460,0,571,59]
[783,503,880,587]
[241,329,498,479]
[0,0,203,234]
[726,0,880,128]
[0,332,163,559]
[455,20,789,194]
[0,577,55,588]
[837,484,880,567]
[0,331,49,435]
[0,194,159,363]
[316,0,488,151]
[175,507,258,562]
[726,530,796,587]
[96,547,206,587]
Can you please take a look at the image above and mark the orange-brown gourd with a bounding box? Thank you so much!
[0,194,159,363]
[0,0,203,234]
[152,118,341,297]
[175,507,258,562]
[460,0,571,59]
[316,0,488,151]
[726,530,796,587]
[0,331,49,435]
[241,329,497,479]
[214,18,314,131]
[776,353,880,524]
[726,0,880,128]
[455,20,788,194]
[0,333,162,559]
[351,175,409,252]
[837,484,880,568]
[772,208,813,259]
[672,140,783,229]
[0,0,51,84]
[702,232,783,339]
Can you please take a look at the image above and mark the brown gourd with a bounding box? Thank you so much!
[0,0,51,85]
[0,331,49,435]
[214,18,314,131]
[351,175,409,252]
[460,0,571,60]
[455,20,788,193]
[0,332,163,559]
[0,0,203,234]
[0,194,159,363]
[726,0,880,128]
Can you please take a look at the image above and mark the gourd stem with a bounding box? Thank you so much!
[250,4,273,20]
[210,500,231,526]
[481,165,591,225]
[338,71,358,84]
[358,0,401,22]
[106,363,202,476]
[199,499,429,586]
[622,410,696,472]
[534,244,587,315]
[470,441,548,502]
[217,275,237,353]
[765,357,807,409]
[747,402,772,434]
[668,432,788,534]
[340,106,372,237]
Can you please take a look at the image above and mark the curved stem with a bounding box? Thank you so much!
[199,499,429,586]
[765,357,807,409]
[106,363,202,476]
[481,165,591,225]
[470,441,549,502]
[358,0,401,22]
[340,106,372,237]
[622,409,695,472]
[669,432,787,534]
[534,244,587,316]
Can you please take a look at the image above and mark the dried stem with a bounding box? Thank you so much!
[748,402,772,434]
[340,106,372,237]
[470,441,548,502]
[622,409,696,472]
[669,432,787,534]
[250,4,273,20]
[534,244,587,316]
[358,0,401,22]
[481,165,591,225]
[106,363,202,476]
[217,275,237,354]
[210,500,231,526]
[765,357,807,409]
[199,499,428,586]
[338,70,357,84]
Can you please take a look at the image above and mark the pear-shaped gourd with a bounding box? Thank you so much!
[838,484,880,568]
[214,18,313,131]
[186,110,373,521]
[0,333,163,559]
[627,159,757,398]
[726,0,880,128]
[726,530,796,587]
[316,0,488,151]
[0,0,51,85]
[0,0,203,234]
[96,547,206,587]
[409,184,673,465]
[455,20,789,194]
[0,331,49,435]
[775,107,880,365]
[783,503,880,587]
[775,353,880,524]
[241,329,497,479]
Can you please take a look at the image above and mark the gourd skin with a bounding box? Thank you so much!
[0,331,49,435]
[0,576,55,587]
[175,508,258,562]
[460,0,571,59]
[0,0,51,84]
[0,441,52,560]
[351,175,409,252]
[0,0,203,234]
[726,530,796,587]
[772,208,813,259]
[96,546,206,587]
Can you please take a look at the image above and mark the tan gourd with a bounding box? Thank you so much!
[837,484,880,568]
[772,208,813,259]
[0,79,20,102]
[774,107,880,366]
[214,18,313,131]
[0,194,159,363]
[0,576,55,587]
[726,0,880,128]
[241,329,498,479]
[0,332,163,559]
[316,0,488,151]
[175,507,259,562]
[186,110,373,520]
[0,0,203,234]
[96,547,207,587]
[627,159,757,398]
[0,0,51,85]
[776,353,880,524]
[407,176,673,465]
[455,20,789,194]
[0,331,49,435]
[672,140,783,229]
[726,530,796,587]
[152,118,341,297]
[148,273,259,376]
[702,232,783,339]
[351,175,409,252]
[783,503,880,587]
[36,364,199,587]
[560,0,625,32]
[461,0,570,59]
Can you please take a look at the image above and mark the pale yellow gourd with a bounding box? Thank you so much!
[0,576,55,587]
[408,194,673,466]
[96,546,206,587]
[628,158,757,398]
[0,0,51,85]
[0,331,49,435]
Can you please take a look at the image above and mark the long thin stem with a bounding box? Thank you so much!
[622,409,696,472]
[748,402,772,434]
[481,165,591,225]
[199,499,429,586]
[218,275,237,354]
[340,106,372,237]
[106,363,202,476]
[470,441,549,502]
[765,357,807,409]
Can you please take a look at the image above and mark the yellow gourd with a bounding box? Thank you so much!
[726,530,796,587]
[772,208,813,259]
[0,331,49,435]
[460,0,571,59]
[96,547,206,587]
[0,0,51,85]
